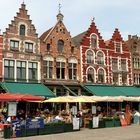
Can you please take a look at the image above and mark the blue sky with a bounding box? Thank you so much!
[0,0,140,40]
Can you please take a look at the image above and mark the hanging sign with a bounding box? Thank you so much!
[72,106,77,115]
[92,106,96,114]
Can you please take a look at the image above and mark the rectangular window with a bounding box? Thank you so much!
[25,42,33,53]
[4,60,14,79]
[43,61,53,79]
[121,59,127,71]
[115,42,121,53]
[112,58,118,71]
[113,73,118,84]
[56,62,65,79]
[10,40,19,50]
[68,63,77,80]
[28,62,37,80]
[122,73,127,85]
[17,61,26,80]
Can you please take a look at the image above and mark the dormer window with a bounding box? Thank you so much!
[91,34,97,48]
[57,40,64,53]
[25,42,33,53]
[10,40,19,50]
[115,42,121,53]
[20,24,26,36]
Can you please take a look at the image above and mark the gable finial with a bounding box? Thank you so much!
[58,3,62,14]
[92,17,95,23]
[22,0,24,4]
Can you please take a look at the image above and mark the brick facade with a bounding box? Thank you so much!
[40,13,81,96]
[107,29,132,85]
[3,3,41,82]
[126,35,140,85]
[72,21,132,86]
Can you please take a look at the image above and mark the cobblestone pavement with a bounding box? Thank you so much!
[1,125,140,140]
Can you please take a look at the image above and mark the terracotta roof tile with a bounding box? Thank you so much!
[40,28,53,41]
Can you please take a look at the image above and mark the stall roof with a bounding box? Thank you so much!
[0,82,55,98]
[114,86,140,97]
[84,85,140,97]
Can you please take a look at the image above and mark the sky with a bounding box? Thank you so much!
[0,0,140,40]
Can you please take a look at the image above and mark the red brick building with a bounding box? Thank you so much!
[3,3,41,82]
[106,29,132,85]
[73,20,109,84]
[40,12,84,96]
[72,20,132,85]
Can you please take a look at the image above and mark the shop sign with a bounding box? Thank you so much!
[92,117,99,128]
[72,117,80,130]
[26,118,44,129]
[8,101,17,116]
[92,106,96,114]
[72,106,77,115]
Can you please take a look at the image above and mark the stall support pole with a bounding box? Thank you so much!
[107,102,108,116]
[138,102,140,112]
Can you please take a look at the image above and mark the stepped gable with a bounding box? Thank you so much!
[81,20,106,48]
[107,28,129,51]
[72,20,106,48]
[4,3,38,37]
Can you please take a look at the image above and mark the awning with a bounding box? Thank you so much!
[0,93,44,102]
[85,85,125,96]
[84,85,140,97]
[0,82,55,98]
[114,86,140,97]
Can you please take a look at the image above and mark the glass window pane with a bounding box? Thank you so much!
[4,68,8,78]
[4,60,9,66]
[33,63,37,68]
[10,61,14,66]
[28,62,32,68]
[22,62,26,67]
[17,61,21,67]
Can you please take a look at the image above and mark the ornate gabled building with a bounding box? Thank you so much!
[3,3,41,82]
[72,20,109,84]
[106,29,132,85]
[40,11,84,96]
[126,35,140,85]
[72,20,132,86]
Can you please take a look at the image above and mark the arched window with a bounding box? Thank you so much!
[98,69,104,83]
[96,51,104,65]
[87,68,94,82]
[87,50,94,64]
[57,40,64,53]
[20,24,26,36]
[91,34,97,47]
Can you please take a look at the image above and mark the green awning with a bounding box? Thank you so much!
[114,86,140,97]
[85,85,125,96]
[84,85,140,97]
[0,82,55,98]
